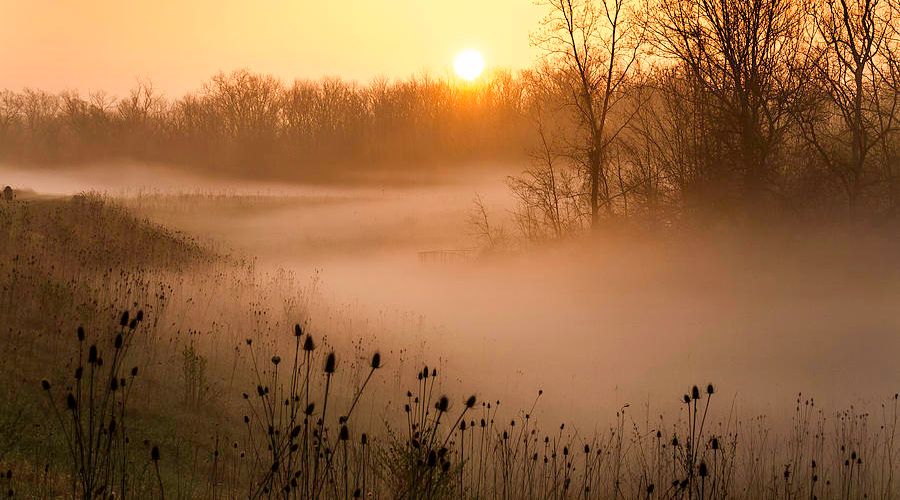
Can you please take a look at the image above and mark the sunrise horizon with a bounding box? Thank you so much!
[1,0,899,498]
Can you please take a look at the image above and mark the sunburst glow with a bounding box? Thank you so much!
[453,49,485,81]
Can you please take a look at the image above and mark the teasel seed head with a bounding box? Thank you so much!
[324,352,336,374]
[371,352,381,369]
[151,446,160,461]
[120,311,129,327]
[294,324,302,337]
[303,335,315,352]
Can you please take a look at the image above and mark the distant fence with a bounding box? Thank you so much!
[417,249,475,265]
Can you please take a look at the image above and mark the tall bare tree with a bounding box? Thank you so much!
[646,0,809,210]
[531,0,645,228]
[797,0,899,213]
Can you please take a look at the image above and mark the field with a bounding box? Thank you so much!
[0,169,898,498]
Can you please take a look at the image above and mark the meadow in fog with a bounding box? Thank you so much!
[3,0,900,497]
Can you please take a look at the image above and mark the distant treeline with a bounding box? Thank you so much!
[0,71,533,180]
[3,0,900,225]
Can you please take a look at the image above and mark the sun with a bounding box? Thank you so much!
[454,49,485,81]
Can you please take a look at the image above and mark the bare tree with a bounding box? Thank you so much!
[646,0,810,209]
[468,193,508,250]
[797,0,899,213]
[531,0,645,228]
[508,112,588,239]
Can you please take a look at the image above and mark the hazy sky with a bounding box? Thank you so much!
[0,0,543,96]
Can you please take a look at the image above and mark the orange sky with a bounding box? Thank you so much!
[0,0,543,96]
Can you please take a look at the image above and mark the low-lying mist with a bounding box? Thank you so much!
[4,161,898,429]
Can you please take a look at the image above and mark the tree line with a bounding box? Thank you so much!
[2,0,899,227]
[510,0,900,239]
[0,71,532,180]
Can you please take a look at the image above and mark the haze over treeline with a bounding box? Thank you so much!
[2,0,900,225]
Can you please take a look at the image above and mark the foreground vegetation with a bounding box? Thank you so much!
[0,194,898,499]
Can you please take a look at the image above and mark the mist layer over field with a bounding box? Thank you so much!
[5,162,897,428]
